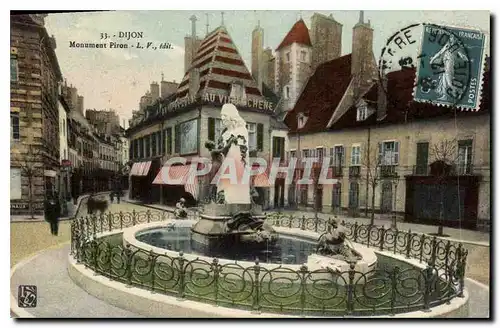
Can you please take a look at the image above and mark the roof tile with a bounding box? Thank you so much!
[276,19,312,51]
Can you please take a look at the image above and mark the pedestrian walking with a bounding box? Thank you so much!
[44,192,61,236]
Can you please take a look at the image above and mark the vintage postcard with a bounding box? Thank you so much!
[10,10,490,319]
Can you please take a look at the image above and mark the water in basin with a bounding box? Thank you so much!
[136,226,317,264]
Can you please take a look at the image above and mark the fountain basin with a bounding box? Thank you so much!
[123,221,378,285]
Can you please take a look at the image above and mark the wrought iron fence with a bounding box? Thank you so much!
[70,211,467,317]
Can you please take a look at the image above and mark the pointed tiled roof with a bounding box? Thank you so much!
[284,54,353,132]
[276,19,312,51]
[175,26,263,100]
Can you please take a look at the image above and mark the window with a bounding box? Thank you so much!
[290,150,297,158]
[285,86,290,99]
[273,137,285,159]
[351,145,361,166]
[11,56,18,82]
[286,52,290,62]
[302,149,309,158]
[177,119,198,155]
[458,139,473,174]
[316,147,324,162]
[139,137,144,158]
[349,182,359,209]
[63,119,66,137]
[379,141,400,165]
[215,118,223,142]
[11,112,20,141]
[246,122,257,150]
[415,142,429,174]
[330,145,344,167]
[300,50,307,62]
[151,133,157,157]
[10,168,21,200]
[357,105,368,121]
[166,127,172,154]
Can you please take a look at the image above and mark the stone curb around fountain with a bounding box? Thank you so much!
[72,222,470,318]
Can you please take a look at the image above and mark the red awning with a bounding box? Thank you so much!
[140,161,152,176]
[130,162,141,176]
[152,164,199,199]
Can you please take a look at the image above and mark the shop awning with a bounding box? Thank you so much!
[140,161,152,176]
[130,162,141,176]
[152,164,198,199]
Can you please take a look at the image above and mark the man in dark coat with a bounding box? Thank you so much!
[44,192,61,236]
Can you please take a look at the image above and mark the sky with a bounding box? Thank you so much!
[45,10,490,124]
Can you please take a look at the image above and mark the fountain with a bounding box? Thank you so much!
[190,103,278,251]
[129,103,376,282]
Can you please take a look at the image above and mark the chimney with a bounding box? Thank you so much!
[189,68,200,98]
[351,10,374,88]
[377,75,388,120]
[150,81,160,99]
[252,22,264,92]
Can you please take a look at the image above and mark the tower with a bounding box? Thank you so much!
[274,19,312,112]
[251,21,264,91]
[310,13,343,71]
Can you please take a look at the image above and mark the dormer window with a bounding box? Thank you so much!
[297,112,308,129]
[356,99,372,122]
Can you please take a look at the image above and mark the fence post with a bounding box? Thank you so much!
[132,210,137,227]
[100,213,104,234]
[108,212,112,231]
[92,215,97,239]
[125,244,133,287]
[149,250,156,293]
[353,222,358,243]
[346,261,356,316]
[177,251,186,300]
[444,240,451,279]
[430,237,437,267]
[390,266,400,315]
[405,229,412,259]
[314,216,319,233]
[301,215,306,230]
[419,234,425,263]
[289,216,293,228]
[120,211,124,230]
[422,265,433,312]
[107,243,113,279]
[458,248,467,298]
[252,258,261,314]
[300,265,308,317]
[147,210,151,223]
[393,229,399,254]
[212,258,220,307]
[92,240,99,272]
[379,227,386,251]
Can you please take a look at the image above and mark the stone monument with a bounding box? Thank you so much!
[191,104,277,249]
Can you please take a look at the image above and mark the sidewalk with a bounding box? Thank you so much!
[11,192,109,223]
[122,197,489,245]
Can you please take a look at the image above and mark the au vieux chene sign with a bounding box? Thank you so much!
[163,93,275,113]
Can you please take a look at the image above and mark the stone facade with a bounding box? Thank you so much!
[10,14,62,215]
[287,113,491,223]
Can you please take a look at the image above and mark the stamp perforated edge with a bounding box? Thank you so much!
[411,23,488,112]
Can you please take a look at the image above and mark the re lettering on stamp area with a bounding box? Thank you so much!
[379,23,486,111]
[414,24,486,111]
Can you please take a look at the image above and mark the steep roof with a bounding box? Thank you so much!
[284,61,491,133]
[276,19,312,51]
[284,54,353,133]
[175,26,264,100]
[330,68,491,130]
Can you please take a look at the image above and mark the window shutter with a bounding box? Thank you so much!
[208,117,215,141]
[394,141,400,165]
[378,142,383,165]
[280,138,285,158]
[341,146,345,166]
[351,146,355,165]
[175,124,181,153]
[257,123,264,151]
[161,129,166,154]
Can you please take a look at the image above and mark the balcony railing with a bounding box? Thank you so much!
[332,165,343,177]
[411,163,474,176]
[349,166,361,177]
[380,165,398,178]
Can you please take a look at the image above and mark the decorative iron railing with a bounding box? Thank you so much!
[70,211,467,317]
